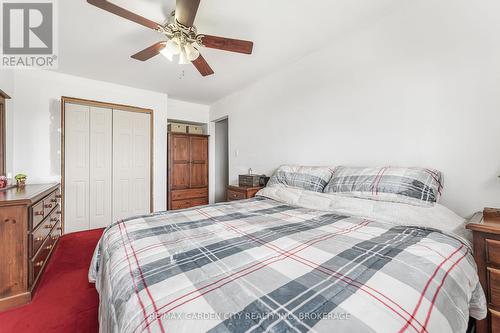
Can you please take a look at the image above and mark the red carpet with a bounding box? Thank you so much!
[0,229,103,333]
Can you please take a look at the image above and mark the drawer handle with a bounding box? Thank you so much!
[57,227,62,230]
[50,198,57,203]
[35,236,44,242]
[55,194,62,199]
[50,217,58,222]
[3,218,16,224]
[35,211,44,216]
[51,235,58,240]
[45,224,54,229]
[44,203,52,208]
[56,210,62,215]
[45,244,53,250]
[34,260,44,267]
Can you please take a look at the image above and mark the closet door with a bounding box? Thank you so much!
[64,103,90,233]
[189,136,208,188]
[113,110,151,221]
[89,107,112,229]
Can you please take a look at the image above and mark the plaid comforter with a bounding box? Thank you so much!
[89,197,485,333]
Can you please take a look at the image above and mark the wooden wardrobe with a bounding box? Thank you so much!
[167,133,209,210]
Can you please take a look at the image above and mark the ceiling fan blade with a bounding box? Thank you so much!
[200,35,253,54]
[131,42,166,61]
[87,0,161,30]
[175,0,200,27]
[192,54,214,76]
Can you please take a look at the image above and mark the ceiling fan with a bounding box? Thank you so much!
[87,0,254,77]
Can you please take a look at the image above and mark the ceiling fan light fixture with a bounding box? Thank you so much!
[184,42,200,61]
[179,48,190,65]
[160,45,174,62]
[165,38,181,55]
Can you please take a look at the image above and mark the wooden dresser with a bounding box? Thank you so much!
[467,210,500,333]
[0,183,62,311]
[168,133,209,210]
[227,185,263,202]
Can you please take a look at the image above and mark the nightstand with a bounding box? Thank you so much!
[467,209,500,333]
[226,185,263,202]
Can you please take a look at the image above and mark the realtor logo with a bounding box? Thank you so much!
[1,0,58,68]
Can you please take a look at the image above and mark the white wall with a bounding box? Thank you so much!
[9,69,169,211]
[167,98,209,124]
[210,0,500,218]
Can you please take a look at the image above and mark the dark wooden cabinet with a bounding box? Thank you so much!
[227,185,263,202]
[0,183,61,311]
[467,211,500,333]
[168,133,208,210]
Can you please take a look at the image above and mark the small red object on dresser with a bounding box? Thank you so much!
[0,176,7,188]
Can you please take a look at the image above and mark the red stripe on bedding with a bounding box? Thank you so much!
[420,251,468,333]
[214,211,426,333]
[139,208,426,333]
[137,217,373,332]
[122,222,166,333]
[117,222,151,333]
[398,244,464,333]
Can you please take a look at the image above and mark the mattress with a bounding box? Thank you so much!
[89,187,486,333]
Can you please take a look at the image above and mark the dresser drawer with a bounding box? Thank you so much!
[491,309,500,333]
[30,206,60,257]
[487,239,500,267]
[30,236,52,285]
[43,191,57,216]
[171,188,208,201]
[31,217,52,257]
[171,197,208,210]
[227,189,246,201]
[50,221,62,242]
[488,267,500,307]
[31,200,45,229]
[29,221,60,286]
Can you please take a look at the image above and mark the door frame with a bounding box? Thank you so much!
[61,96,154,234]
[213,117,229,203]
[0,89,11,176]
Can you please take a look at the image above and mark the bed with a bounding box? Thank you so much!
[89,166,487,333]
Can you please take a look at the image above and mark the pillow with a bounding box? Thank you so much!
[267,165,335,192]
[323,166,443,206]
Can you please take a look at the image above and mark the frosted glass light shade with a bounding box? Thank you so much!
[160,45,174,61]
[165,38,181,55]
[184,43,200,61]
[178,49,190,65]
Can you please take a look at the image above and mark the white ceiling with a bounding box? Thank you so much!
[56,0,399,104]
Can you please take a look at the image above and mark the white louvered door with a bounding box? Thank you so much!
[64,103,90,233]
[112,110,151,222]
[89,106,112,229]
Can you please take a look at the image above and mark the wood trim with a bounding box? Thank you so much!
[61,96,153,114]
[0,183,59,207]
[0,89,11,100]
[60,97,155,234]
[0,97,6,175]
[61,99,65,233]
[467,211,500,234]
[0,292,31,312]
